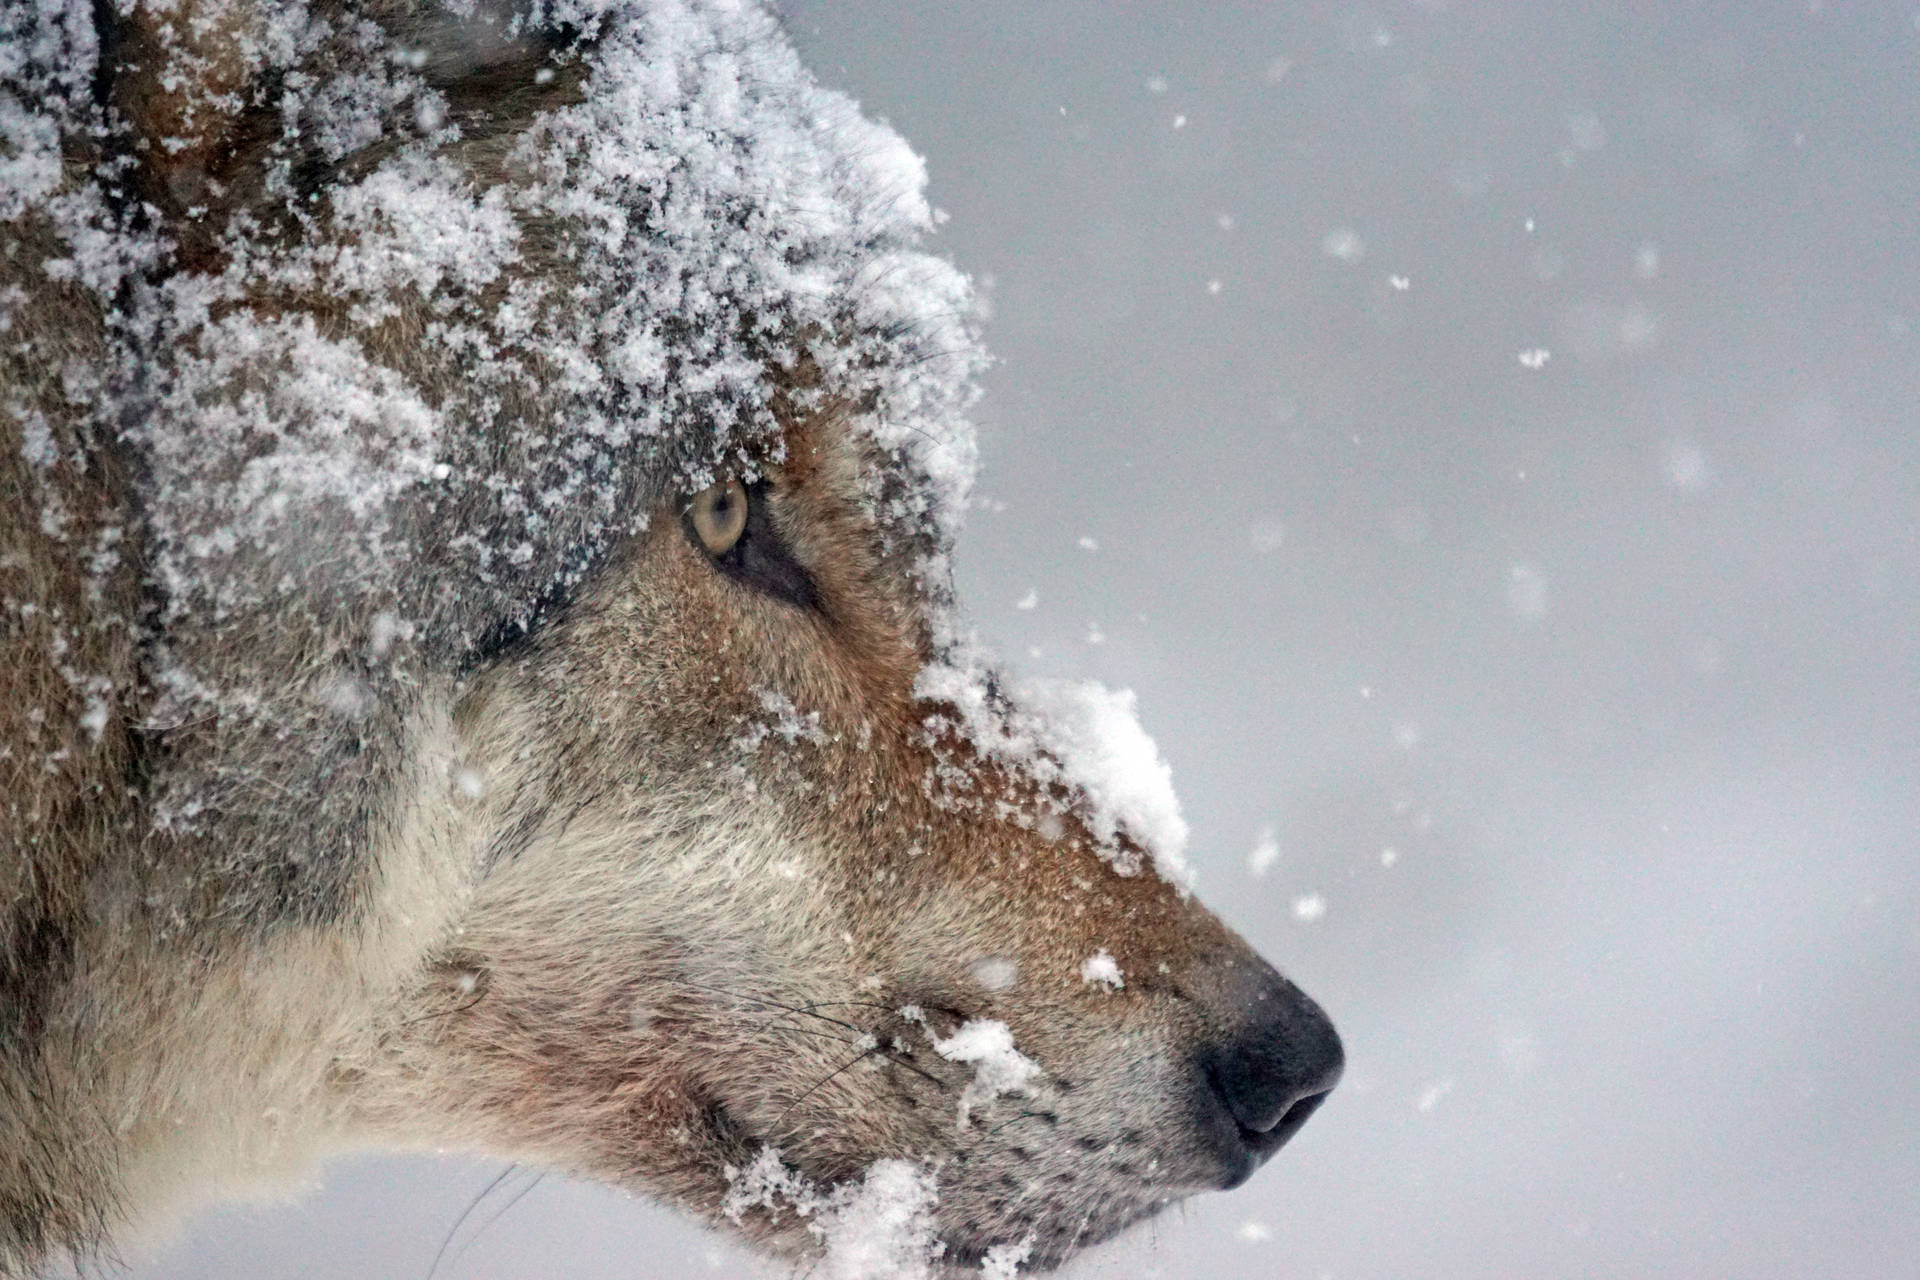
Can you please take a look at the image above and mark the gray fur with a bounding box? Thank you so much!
[1,3,1333,1275]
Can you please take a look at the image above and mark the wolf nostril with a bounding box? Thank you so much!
[1202,1017,1343,1135]
[1191,969,1343,1186]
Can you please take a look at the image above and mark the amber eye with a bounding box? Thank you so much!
[688,478,749,555]
[681,476,823,611]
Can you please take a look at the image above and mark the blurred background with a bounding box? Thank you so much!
[115,2,1919,1277]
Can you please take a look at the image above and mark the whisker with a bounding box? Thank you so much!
[1055,1206,1100,1271]
[874,1050,949,1091]
[750,1023,862,1050]
[443,1172,548,1272]
[396,990,488,1032]
[774,998,904,1015]
[771,1045,883,1135]
[749,997,901,1041]
[676,981,951,1091]
[668,980,870,1036]
[425,1163,518,1280]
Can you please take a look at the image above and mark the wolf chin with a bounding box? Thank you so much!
[0,1,1342,1275]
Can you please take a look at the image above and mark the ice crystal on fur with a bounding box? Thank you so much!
[930,1018,1043,1128]
[723,1150,942,1279]
[1080,949,1124,989]
[819,1160,943,1280]
[982,1239,1035,1279]
[917,657,1192,883]
[723,1147,811,1225]
[735,688,828,752]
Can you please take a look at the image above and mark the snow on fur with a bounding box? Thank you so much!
[12,0,983,696]
[1080,949,1124,989]
[917,654,1192,884]
[2,0,1003,876]
[4,6,1166,1266]
[724,1149,943,1279]
[7,0,1191,895]
[819,1160,943,1280]
[930,1018,1044,1128]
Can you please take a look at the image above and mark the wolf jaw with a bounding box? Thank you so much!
[0,2,1341,1276]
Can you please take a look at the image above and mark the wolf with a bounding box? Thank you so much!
[0,0,1342,1274]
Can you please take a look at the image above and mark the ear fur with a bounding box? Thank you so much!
[105,0,583,266]
[109,0,278,228]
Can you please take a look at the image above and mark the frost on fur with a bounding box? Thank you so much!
[1080,949,1124,990]
[917,657,1192,884]
[724,1150,943,1279]
[930,1019,1044,1129]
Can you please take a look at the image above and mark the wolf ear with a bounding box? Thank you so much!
[106,0,582,262]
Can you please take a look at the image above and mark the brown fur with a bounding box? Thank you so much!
[0,3,1338,1274]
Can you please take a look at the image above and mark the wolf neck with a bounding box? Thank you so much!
[33,694,499,1268]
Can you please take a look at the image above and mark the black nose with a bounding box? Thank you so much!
[1191,963,1343,1189]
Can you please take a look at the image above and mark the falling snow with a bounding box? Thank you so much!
[1507,563,1550,623]
[1247,827,1281,877]
[970,956,1020,992]
[1322,228,1367,262]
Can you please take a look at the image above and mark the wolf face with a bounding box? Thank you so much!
[0,2,1340,1274]
[355,410,1341,1270]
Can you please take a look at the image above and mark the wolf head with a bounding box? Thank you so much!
[0,2,1340,1274]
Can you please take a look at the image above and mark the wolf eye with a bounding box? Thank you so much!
[688,479,749,554]
[682,477,823,613]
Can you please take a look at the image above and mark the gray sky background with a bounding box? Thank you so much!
[114,3,1919,1277]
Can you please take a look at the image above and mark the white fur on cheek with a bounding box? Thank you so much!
[100,686,503,1248]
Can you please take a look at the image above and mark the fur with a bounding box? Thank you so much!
[0,2,1339,1274]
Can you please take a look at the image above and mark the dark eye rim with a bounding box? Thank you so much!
[682,479,823,613]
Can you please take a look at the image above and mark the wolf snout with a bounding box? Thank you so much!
[1188,963,1344,1189]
